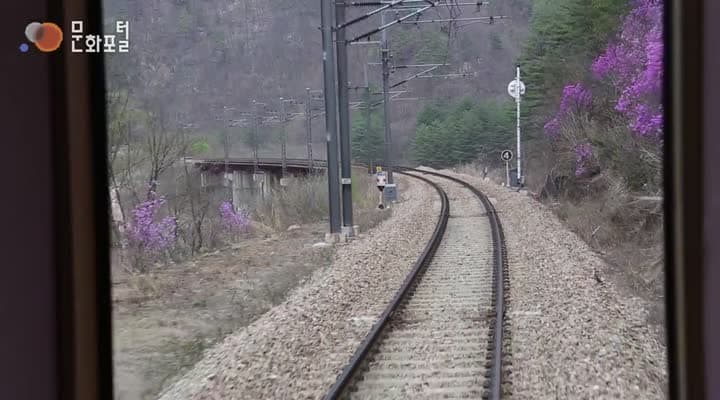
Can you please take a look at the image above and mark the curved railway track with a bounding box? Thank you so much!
[185,158,509,398]
[324,168,509,400]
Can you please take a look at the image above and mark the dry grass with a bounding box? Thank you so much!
[253,169,384,232]
[456,161,507,185]
[112,222,335,400]
[555,173,664,296]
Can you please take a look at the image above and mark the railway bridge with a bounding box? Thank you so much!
[184,157,327,203]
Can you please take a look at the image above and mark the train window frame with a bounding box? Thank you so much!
[0,0,711,399]
[0,0,112,398]
[666,0,705,398]
[60,0,114,397]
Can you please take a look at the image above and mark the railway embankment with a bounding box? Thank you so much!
[158,175,440,400]
[427,167,668,399]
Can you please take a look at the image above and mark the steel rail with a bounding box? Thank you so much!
[408,167,507,400]
[321,169,450,399]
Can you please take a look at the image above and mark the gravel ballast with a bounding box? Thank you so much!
[158,175,441,400]
[349,176,494,399]
[422,167,668,399]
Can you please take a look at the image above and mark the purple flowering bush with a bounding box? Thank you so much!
[125,193,177,270]
[544,83,593,137]
[543,0,663,182]
[574,142,593,177]
[592,0,663,138]
[560,83,594,114]
[219,201,251,236]
[542,82,597,178]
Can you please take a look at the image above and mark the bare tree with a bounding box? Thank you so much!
[142,101,188,198]
[108,90,131,238]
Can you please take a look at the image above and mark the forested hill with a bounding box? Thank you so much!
[104,0,531,159]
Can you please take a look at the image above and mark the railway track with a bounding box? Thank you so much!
[324,168,509,400]
[184,158,509,397]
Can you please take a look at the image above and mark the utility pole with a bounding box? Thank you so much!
[280,97,288,177]
[515,65,522,185]
[221,106,235,199]
[365,86,373,170]
[305,88,314,171]
[321,0,342,235]
[364,64,373,172]
[335,0,354,235]
[252,100,261,173]
[381,10,394,185]
[224,117,231,194]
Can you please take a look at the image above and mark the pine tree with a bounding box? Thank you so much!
[518,0,629,133]
[411,99,514,167]
[351,94,384,166]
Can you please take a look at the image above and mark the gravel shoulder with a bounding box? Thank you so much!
[422,167,668,399]
[158,175,441,400]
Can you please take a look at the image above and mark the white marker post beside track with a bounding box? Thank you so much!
[376,168,387,209]
[501,150,513,187]
[507,65,525,187]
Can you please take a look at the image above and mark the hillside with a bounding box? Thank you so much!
[104,0,532,161]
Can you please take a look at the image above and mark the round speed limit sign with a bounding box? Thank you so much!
[501,150,513,162]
